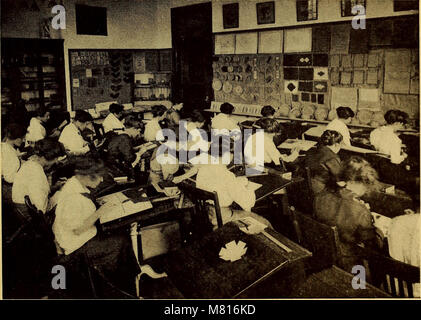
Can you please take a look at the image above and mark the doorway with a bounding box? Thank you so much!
[171,2,213,112]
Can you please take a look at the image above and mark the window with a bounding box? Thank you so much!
[296,0,318,22]
[75,4,107,36]
[340,0,366,17]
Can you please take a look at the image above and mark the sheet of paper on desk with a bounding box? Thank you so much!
[304,125,326,137]
[341,145,379,154]
[278,139,317,151]
[98,190,153,224]
[247,181,262,192]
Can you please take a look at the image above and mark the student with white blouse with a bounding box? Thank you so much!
[59,110,93,155]
[102,103,125,133]
[325,106,354,146]
[12,138,64,216]
[25,107,50,146]
[193,141,272,229]
[144,105,167,142]
[370,110,408,164]
[244,118,299,171]
[1,123,27,204]
[211,102,240,132]
[52,158,140,295]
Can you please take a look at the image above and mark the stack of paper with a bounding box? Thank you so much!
[219,241,247,262]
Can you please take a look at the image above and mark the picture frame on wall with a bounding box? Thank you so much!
[256,1,275,25]
[340,0,366,17]
[223,3,239,29]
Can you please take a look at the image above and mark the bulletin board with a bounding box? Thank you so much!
[69,49,172,110]
[212,15,419,126]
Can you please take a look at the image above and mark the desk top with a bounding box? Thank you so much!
[161,221,311,299]
[248,174,300,202]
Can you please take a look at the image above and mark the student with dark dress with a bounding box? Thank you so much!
[313,156,384,272]
[305,130,343,194]
[102,115,148,179]
[254,105,288,146]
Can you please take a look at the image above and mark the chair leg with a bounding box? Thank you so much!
[130,223,167,298]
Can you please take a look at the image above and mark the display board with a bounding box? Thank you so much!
[212,16,419,126]
[69,49,172,110]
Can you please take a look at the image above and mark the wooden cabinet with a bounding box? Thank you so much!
[1,38,65,113]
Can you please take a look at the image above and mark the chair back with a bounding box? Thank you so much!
[178,181,223,230]
[24,196,56,246]
[356,245,420,298]
[295,211,341,273]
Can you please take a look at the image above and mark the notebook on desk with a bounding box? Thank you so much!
[278,139,317,151]
[97,188,153,224]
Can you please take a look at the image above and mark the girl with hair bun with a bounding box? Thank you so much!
[314,156,383,272]
[52,156,140,295]
[305,130,343,194]
[326,106,354,146]
[370,109,409,164]
[12,138,65,215]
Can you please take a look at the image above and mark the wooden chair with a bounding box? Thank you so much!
[178,181,224,230]
[356,245,420,298]
[294,211,342,273]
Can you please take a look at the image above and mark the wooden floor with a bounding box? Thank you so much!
[139,255,391,299]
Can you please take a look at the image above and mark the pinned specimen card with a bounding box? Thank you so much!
[359,88,380,108]
[330,55,340,68]
[259,30,283,53]
[353,71,364,84]
[331,87,358,111]
[235,32,258,54]
[314,67,328,80]
[215,34,235,54]
[340,71,352,85]
[284,28,312,53]
[285,80,299,93]
[330,24,350,54]
[312,25,331,52]
[313,81,327,93]
[366,69,378,85]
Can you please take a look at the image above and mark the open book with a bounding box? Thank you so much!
[97,189,153,224]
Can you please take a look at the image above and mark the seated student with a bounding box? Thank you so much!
[211,102,240,131]
[103,115,145,178]
[185,110,209,151]
[164,108,181,139]
[388,210,420,297]
[305,130,343,194]
[244,118,299,171]
[193,141,272,229]
[59,110,93,155]
[325,106,354,146]
[313,156,383,272]
[144,104,168,142]
[370,110,409,164]
[25,106,50,146]
[12,138,64,216]
[102,103,125,133]
[149,143,180,185]
[2,123,26,203]
[258,105,276,120]
[52,158,140,295]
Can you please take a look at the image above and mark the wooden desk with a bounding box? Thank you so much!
[248,174,300,203]
[100,188,186,232]
[160,221,311,298]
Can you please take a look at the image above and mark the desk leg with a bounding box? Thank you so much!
[281,192,302,244]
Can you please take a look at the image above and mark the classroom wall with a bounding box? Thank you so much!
[1,0,418,111]
[212,0,418,33]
